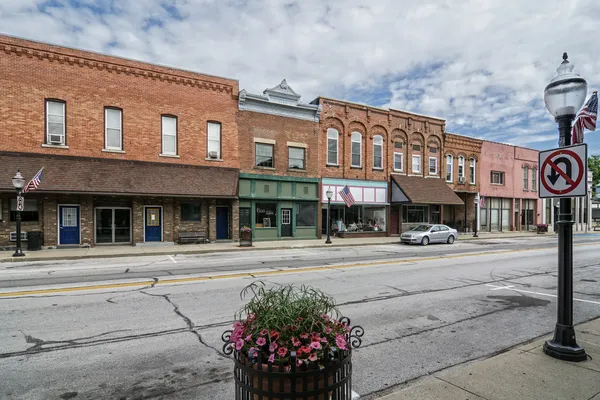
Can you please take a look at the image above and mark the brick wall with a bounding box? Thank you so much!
[0,35,239,170]
[443,133,483,193]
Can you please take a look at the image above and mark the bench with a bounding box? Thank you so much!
[178,231,209,244]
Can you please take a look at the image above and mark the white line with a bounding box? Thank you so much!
[486,284,600,305]
[491,285,514,291]
[168,256,177,264]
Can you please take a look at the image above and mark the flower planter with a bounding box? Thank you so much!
[240,230,252,247]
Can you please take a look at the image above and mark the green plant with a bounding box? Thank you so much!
[240,226,252,233]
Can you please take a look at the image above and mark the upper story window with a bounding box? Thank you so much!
[104,107,123,151]
[351,131,362,167]
[394,142,404,171]
[469,158,476,184]
[523,166,529,190]
[373,135,383,169]
[207,122,221,159]
[429,146,437,153]
[412,155,421,174]
[161,115,177,156]
[446,155,453,182]
[412,143,421,151]
[532,167,537,191]
[256,143,274,168]
[327,128,339,165]
[429,157,438,175]
[288,147,305,170]
[491,171,505,185]
[458,156,465,178]
[46,100,66,145]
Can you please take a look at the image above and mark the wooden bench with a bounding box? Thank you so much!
[178,231,209,244]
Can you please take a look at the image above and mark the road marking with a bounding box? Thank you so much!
[486,284,600,305]
[1,243,599,298]
[168,256,177,264]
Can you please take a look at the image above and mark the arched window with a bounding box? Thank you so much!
[469,158,476,184]
[351,131,362,167]
[458,156,465,178]
[327,128,339,165]
[446,155,453,182]
[532,167,537,191]
[373,135,383,169]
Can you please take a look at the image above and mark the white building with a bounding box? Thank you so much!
[541,170,593,232]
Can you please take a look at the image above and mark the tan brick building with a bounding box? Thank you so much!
[0,35,240,248]
[237,80,321,240]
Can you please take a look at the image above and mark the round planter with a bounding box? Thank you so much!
[240,231,252,247]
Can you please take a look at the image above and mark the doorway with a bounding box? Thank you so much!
[144,206,162,242]
[59,205,80,245]
[281,208,292,237]
[216,207,229,240]
[95,207,131,244]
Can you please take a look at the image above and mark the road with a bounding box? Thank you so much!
[1,235,599,400]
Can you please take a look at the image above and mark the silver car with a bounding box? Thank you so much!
[400,224,458,246]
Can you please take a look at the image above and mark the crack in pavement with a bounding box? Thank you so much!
[19,329,131,353]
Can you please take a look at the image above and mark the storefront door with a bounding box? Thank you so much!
[95,208,131,244]
[390,207,400,234]
[216,207,229,240]
[144,207,162,242]
[281,208,292,237]
[59,205,80,245]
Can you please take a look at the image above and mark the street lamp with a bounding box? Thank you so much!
[473,194,479,237]
[325,187,333,244]
[12,170,26,257]
[542,52,588,362]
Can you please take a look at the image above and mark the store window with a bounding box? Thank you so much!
[402,205,429,223]
[364,206,386,231]
[181,202,201,222]
[255,203,277,228]
[480,197,488,228]
[10,199,39,222]
[296,203,316,226]
[329,205,386,232]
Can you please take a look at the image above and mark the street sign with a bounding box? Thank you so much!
[16,196,24,211]
[539,143,588,198]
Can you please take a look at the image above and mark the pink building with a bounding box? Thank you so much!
[478,141,542,231]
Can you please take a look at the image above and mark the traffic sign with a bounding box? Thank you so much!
[16,196,24,211]
[539,143,588,198]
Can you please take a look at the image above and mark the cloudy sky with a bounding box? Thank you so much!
[1,0,599,153]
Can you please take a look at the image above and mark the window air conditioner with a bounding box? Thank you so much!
[49,135,63,144]
[458,176,466,184]
[208,151,218,159]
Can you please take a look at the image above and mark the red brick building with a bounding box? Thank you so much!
[0,35,240,248]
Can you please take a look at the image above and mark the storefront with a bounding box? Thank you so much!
[238,173,319,241]
[321,178,388,237]
[479,197,513,232]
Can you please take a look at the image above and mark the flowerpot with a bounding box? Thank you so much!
[240,231,252,247]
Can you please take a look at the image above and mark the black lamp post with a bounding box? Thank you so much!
[542,53,588,362]
[12,170,26,257]
[325,187,333,244]
[473,194,479,237]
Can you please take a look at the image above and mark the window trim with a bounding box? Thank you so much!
[394,149,404,172]
[104,107,123,151]
[428,157,438,175]
[523,166,529,190]
[161,114,178,156]
[326,128,339,166]
[45,99,66,146]
[180,201,201,222]
[458,156,465,178]
[446,154,453,182]
[207,121,222,159]
[412,154,422,174]
[491,171,505,185]
[373,135,383,169]
[256,142,275,168]
[288,146,306,170]
[469,158,476,185]
[351,131,362,168]
[532,167,537,191]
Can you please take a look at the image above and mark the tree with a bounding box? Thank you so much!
[588,155,600,198]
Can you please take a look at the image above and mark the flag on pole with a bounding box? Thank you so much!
[479,195,485,208]
[22,167,44,193]
[338,185,355,208]
[572,91,598,144]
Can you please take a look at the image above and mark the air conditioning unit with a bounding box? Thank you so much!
[9,232,28,242]
[49,134,63,144]
[458,176,466,184]
[208,151,218,159]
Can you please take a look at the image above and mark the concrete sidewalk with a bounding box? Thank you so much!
[0,231,546,263]
[378,318,600,400]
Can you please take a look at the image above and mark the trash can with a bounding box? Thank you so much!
[27,231,42,251]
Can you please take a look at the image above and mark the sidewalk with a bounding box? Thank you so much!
[0,231,547,263]
[378,317,600,400]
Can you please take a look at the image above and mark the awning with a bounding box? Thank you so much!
[0,152,239,198]
[391,175,463,205]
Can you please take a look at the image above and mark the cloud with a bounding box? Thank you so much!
[1,0,599,149]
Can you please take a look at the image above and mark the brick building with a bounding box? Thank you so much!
[237,80,321,240]
[313,97,462,236]
[0,35,240,248]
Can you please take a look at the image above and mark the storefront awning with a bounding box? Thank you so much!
[0,152,238,198]
[391,175,463,205]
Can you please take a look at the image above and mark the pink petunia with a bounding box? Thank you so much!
[300,333,309,339]
[277,347,288,357]
[298,345,310,355]
[233,321,243,329]
[320,337,328,343]
[336,335,347,350]
[269,342,278,353]
[256,337,266,346]
[260,329,269,336]
[296,358,303,367]
[245,335,252,342]
[310,341,322,350]
[321,314,330,320]
[324,326,333,334]
[292,337,302,347]
[268,353,275,363]
[248,347,257,357]
[308,352,318,362]
[235,339,245,351]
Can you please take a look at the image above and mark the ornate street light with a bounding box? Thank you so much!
[325,187,333,244]
[542,53,587,362]
[12,170,26,257]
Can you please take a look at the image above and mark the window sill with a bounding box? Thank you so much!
[288,168,307,173]
[326,163,339,167]
[160,153,180,158]
[41,143,69,149]
[491,183,505,186]
[409,173,423,177]
[205,157,223,162]
[350,166,362,169]
[102,149,125,154]
[372,167,384,171]
[429,173,439,177]
[255,166,276,171]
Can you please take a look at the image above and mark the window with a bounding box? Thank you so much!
[161,116,177,155]
[327,128,338,165]
[412,155,421,174]
[256,143,274,167]
[351,132,362,167]
[402,205,429,223]
[207,122,221,159]
[429,157,438,175]
[104,108,122,150]
[288,147,305,169]
[412,143,421,151]
[491,171,505,185]
[296,203,316,226]
[181,202,201,222]
[255,203,277,228]
[429,146,437,153]
[364,206,386,231]
[532,168,537,191]
[458,156,465,178]
[10,199,39,222]
[394,142,404,171]
[446,155,453,182]
[373,135,383,169]
[46,100,65,145]
[469,158,476,184]
[523,166,529,190]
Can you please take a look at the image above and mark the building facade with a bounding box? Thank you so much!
[478,141,542,231]
[0,35,240,248]
[237,80,321,240]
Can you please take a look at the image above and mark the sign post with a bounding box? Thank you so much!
[16,196,24,212]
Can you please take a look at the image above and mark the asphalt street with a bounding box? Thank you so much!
[1,235,599,400]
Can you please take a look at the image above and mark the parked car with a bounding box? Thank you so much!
[401,224,458,246]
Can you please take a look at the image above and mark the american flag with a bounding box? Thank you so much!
[338,185,355,208]
[572,91,598,144]
[22,167,44,193]
[479,195,485,208]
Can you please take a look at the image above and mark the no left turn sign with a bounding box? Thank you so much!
[539,143,588,198]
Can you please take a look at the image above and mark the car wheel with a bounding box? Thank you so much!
[447,235,455,244]
[421,236,429,246]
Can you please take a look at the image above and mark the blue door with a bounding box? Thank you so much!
[59,206,80,245]
[145,207,162,242]
[216,207,229,240]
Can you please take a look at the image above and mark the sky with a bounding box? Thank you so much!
[1,0,599,153]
